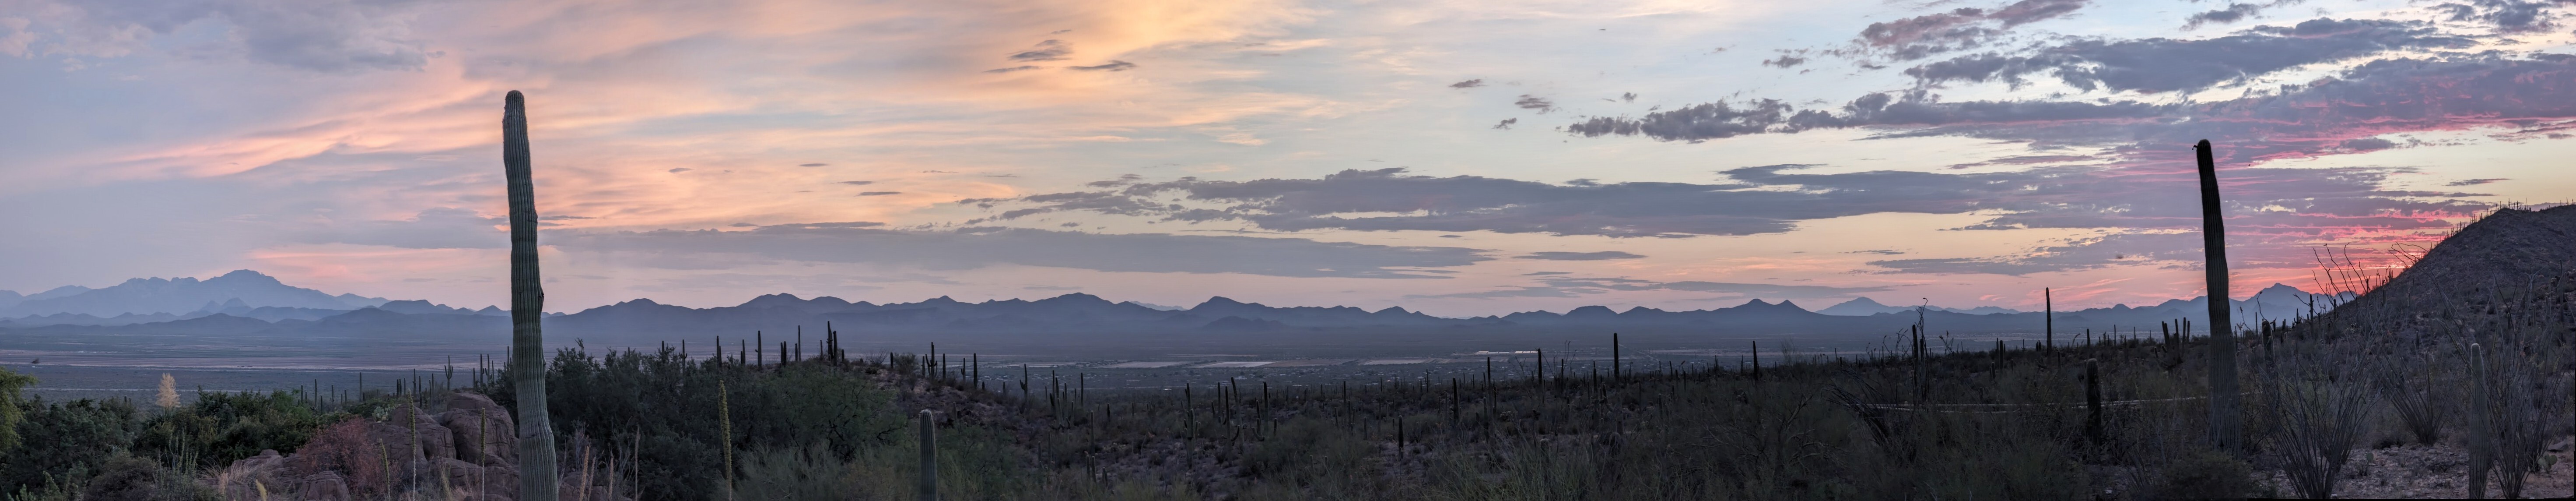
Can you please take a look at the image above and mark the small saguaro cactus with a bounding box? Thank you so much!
[918,409,938,501]
[2084,359,2103,443]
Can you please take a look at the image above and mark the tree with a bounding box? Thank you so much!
[503,90,561,499]
[0,367,31,454]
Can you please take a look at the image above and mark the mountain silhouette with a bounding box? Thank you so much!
[0,270,2350,349]
[3,270,389,318]
[1817,297,2028,316]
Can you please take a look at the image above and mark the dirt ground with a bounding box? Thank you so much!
[2257,437,2576,498]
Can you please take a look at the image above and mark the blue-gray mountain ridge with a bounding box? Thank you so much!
[0,270,2340,345]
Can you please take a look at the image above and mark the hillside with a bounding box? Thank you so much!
[2345,205,2576,313]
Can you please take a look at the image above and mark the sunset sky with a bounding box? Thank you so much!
[4,0,2570,315]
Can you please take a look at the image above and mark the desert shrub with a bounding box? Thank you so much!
[0,367,29,454]
[1244,416,1375,485]
[2159,450,2257,499]
[490,347,1020,501]
[731,443,863,499]
[76,455,213,501]
[131,390,327,468]
[1,398,137,494]
[2371,355,2445,446]
[290,418,391,497]
[2271,376,2373,500]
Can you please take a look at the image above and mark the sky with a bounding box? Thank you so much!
[2,0,2572,316]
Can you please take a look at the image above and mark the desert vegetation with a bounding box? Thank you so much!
[4,259,2563,500]
[0,99,2565,499]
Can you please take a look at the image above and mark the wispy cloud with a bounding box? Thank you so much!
[1849,0,2090,61]
[1517,251,1646,261]
[1902,18,2471,92]
[1409,276,1891,300]
[556,223,1491,279]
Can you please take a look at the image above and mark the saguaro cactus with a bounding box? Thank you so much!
[2194,139,2243,453]
[721,379,733,497]
[1749,340,1761,380]
[918,409,938,501]
[2085,359,2103,443]
[501,90,560,500]
[1913,323,1927,402]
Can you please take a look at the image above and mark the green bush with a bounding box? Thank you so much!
[76,455,214,501]
[487,347,993,501]
[2,398,138,494]
[131,390,328,468]
[0,367,29,454]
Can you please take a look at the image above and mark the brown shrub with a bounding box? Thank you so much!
[291,417,391,497]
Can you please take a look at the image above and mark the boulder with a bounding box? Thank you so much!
[417,457,488,499]
[367,405,460,464]
[447,392,506,415]
[479,465,519,501]
[388,404,459,461]
[296,472,350,501]
[442,406,517,466]
[219,449,291,500]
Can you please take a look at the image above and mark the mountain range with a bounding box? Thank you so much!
[12,206,2568,356]
[0,269,393,319]
[0,268,2342,349]
[1814,297,2026,316]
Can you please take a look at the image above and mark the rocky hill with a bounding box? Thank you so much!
[2346,205,2576,312]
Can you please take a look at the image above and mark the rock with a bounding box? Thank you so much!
[364,405,461,464]
[417,420,457,461]
[388,404,460,461]
[412,457,487,499]
[2550,438,2570,452]
[219,449,291,500]
[297,472,350,501]
[480,465,520,501]
[442,405,518,466]
[448,392,506,414]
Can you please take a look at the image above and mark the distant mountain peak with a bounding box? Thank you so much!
[1831,297,1887,308]
[1565,305,1617,316]
[738,293,812,309]
[5,270,382,318]
[1038,293,1110,304]
[212,269,281,282]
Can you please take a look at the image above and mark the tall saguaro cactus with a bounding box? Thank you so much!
[502,90,561,500]
[2194,139,2243,453]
